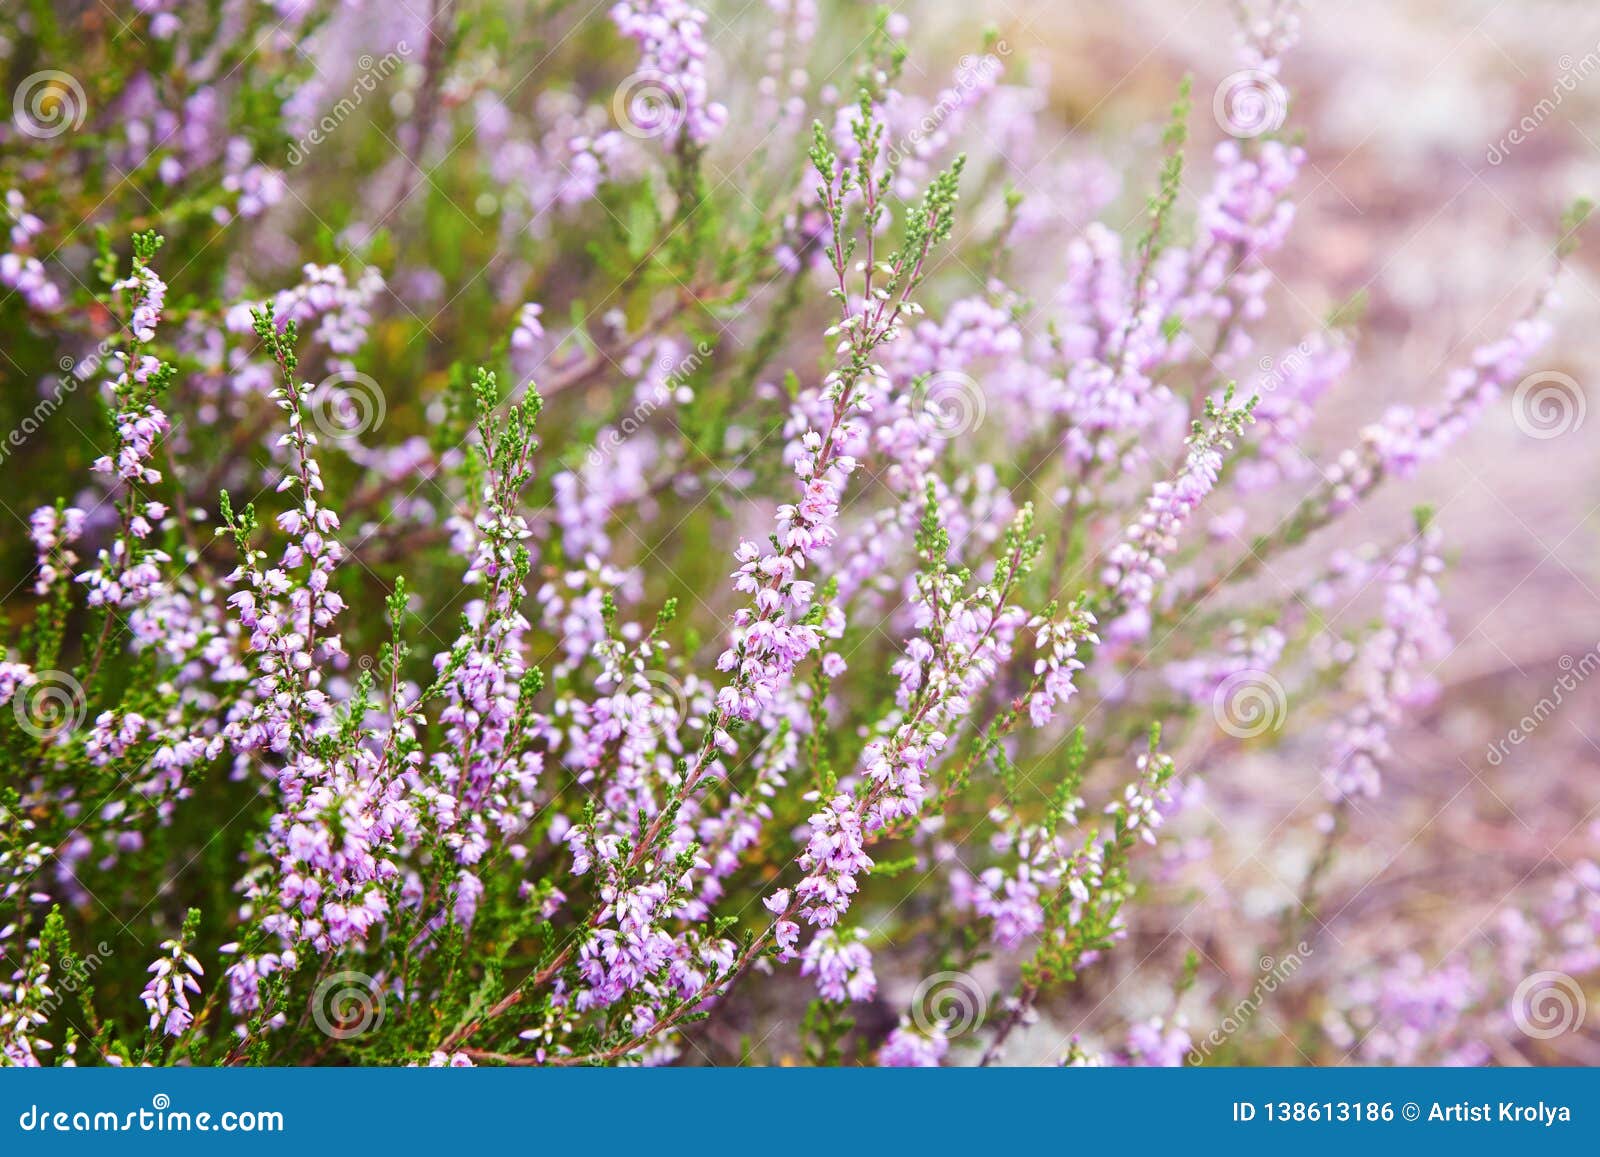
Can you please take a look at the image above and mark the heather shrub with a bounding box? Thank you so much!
[0,0,1591,1067]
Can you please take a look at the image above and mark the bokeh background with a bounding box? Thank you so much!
[913,0,1600,1064]
[672,0,1600,1063]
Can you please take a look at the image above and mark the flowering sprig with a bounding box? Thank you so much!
[1100,385,1257,638]
[1291,511,1452,932]
[980,729,1179,1064]
[419,370,546,874]
[220,305,346,754]
[610,0,728,149]
[140,909,203,1038]
[76,233,176,618]
[780,496,1042,997]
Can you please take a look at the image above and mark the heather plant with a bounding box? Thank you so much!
[0,0,1591,1068]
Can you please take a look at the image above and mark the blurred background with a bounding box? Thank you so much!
[935,0,1600,1064]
